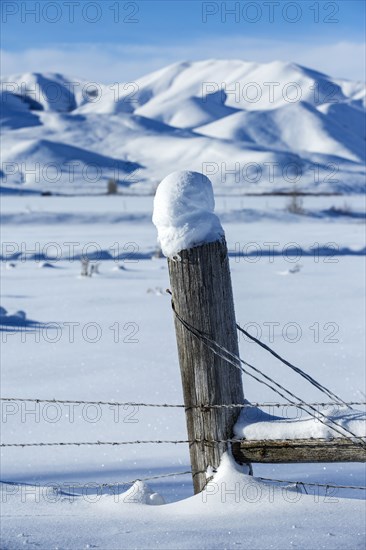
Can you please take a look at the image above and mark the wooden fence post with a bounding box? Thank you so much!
[167,238,244,493]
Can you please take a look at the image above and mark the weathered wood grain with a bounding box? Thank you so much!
[168,238,245,494]
[232,438,366,463]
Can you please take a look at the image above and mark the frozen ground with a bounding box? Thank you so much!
[1,457,365,550]
[1,193,365,549]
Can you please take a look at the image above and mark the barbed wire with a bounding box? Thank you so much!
[1,473,364,492]
[2,437,365,448]
[0,470,192,489]
[236,323,349,407]
[1,397,365,409]
[99,470,193,487]
[2,314,365,451]
[0,397,186,408]
[172,305,366,448]
[0,439,193,448]
[176,312,366,446]
[257,477,366,491]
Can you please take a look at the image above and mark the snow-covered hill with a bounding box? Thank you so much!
[1,60,365,194]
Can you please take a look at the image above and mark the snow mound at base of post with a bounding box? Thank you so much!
[152,171,224,258]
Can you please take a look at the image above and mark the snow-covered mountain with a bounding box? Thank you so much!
[1,60,365,194]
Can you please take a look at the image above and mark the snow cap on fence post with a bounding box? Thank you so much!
[152,170,224,258]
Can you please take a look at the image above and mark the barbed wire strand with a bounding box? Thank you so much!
[1,474,364,492]
[100,470,193,487]
[0,440,192,448]
[0,470,192,489]
[257,477,366,491]
[2,322,365,448]
[173,306,364,445]
[174,305,366,446]
[2,437,364,448]
[172,305,366,448]
[236,323,349,407]
[1,397,365,409]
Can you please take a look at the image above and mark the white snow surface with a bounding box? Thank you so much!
[1,194,365,548]
[152,171,224,257]
[235,404,366,441]
[121,480,166,505]
[1,453,365,549]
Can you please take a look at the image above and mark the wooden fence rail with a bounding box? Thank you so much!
[232,438,366,464]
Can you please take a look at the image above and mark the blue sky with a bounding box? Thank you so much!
[1,1,365,81]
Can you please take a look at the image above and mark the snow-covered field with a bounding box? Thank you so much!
[1,192,365,549]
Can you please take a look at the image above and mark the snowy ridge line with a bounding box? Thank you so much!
[172,304,366,447]
[236,322,346,406]
[1,437,364,448]
[1,397,365,408]
[2,63,366,195]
